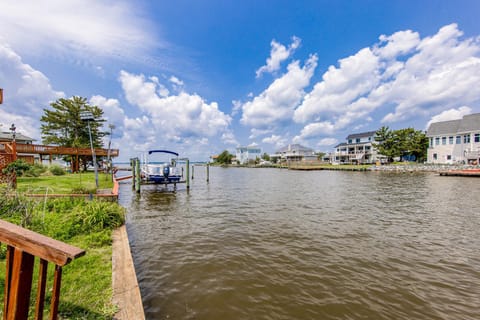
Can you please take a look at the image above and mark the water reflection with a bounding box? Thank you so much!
[119,168,480,320]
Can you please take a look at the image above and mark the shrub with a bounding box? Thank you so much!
[70,186,96,194]
[24,163,47,177]
[49,164,66,176]
[2,159,32,176]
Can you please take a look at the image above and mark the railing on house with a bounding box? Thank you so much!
[0,219,85,320]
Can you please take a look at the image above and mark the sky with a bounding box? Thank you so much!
[1,0,480,161]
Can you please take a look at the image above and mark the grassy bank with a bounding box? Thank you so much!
[0,178,123,319]
[16,172,114,194]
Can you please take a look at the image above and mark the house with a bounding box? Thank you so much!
[0,131,37,168]
[426,113,480,164]
[333,131,386,164]
[270,144,316,163]
[0,131,35,144]
[236,145,262,164]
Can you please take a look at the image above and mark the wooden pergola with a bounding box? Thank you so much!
[0,142,119,173]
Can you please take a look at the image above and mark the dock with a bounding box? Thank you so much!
[439,169,480,177]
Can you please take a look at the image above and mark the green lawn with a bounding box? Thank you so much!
[0,195,124,319]
[16,172,114,194]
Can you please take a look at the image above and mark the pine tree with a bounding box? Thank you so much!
[41,96,106,148]
[40,96,107,171]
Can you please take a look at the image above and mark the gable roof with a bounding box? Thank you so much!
[457,113,480,133]
[346,131,377,140]
[276,144,314,153]
[0,131,36,142]
[426,113,480,136]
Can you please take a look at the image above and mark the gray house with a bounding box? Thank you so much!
[426,113,480,164]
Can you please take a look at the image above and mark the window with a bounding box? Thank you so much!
[356,138,360,143]
[449,136,454,144]
[475,133,480,143]
[456,136,461,144]
[433,153,437,160]
[435,137,440,145]
[442,137,446,145]
[464,134,470,143]
[447,155,452,160]
[429,138,433,147]
[348,139,352,144]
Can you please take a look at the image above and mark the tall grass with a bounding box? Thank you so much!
[0,188,125,319]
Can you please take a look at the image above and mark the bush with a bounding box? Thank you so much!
[49,164,66,176]
[2,159,32,176]
[70,186,96,194]
[24,163,47,177]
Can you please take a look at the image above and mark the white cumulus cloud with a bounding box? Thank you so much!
[241,54,318,128]
[0,44,64,139]
[119,70,232,143]
[256,36,301,77]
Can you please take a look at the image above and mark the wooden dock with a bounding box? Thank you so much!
[439,169,480,177]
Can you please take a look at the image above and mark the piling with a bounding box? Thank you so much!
[191,165,194,180]
[131,158,136,190]
[186,159,190,190]
[135,159,141,193]
[207,163,210,183]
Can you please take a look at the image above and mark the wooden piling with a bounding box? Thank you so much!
[186,160,190,190]
[207,163,210,183]
[135,159,141,193]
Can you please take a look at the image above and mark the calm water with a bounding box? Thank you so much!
[118,167,480,320]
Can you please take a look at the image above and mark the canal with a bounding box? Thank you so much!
[118,167,480,320]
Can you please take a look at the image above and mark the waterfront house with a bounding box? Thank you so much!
[0,131,37,165]
[236,145,262,165]
[270,144,316,163]
[426,113,480,164]
[333,131,386,164]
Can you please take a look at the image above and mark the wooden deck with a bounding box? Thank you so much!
[439,169,480,177]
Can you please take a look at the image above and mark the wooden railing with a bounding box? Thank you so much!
[1,143,119,157]
[0,219,85,320]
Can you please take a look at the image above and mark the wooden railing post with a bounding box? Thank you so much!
[0,220,85,320]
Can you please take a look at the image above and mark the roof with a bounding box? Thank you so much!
[276,144,313,153]
[426,113,480,136]
[334,142,348,148]
[0,131,36,142]
[457,113,480,133]
[346,131,377,140]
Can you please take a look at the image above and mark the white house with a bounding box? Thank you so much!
[270,144,316,162]
[236,145,262,164]
[426,113,480,164]
[333,131,386,164]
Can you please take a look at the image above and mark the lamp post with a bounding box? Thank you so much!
[80,111,99,188]
[9,123,16,161]
[9,123,17,188]
[107,124,115,175]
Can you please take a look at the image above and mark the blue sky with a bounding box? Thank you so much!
[1,0,480,161]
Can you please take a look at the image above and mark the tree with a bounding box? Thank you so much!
[41,96,107,148]
[261,153,271,161]
[216,150,233,164]
[373,126,428,163]
[40,96,108,171]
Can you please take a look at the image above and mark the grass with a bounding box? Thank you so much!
[0,188,124,319]
[16,172,114,194]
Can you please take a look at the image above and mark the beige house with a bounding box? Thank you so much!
[426,113,480,164]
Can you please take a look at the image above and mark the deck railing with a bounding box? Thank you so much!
[0,219,85,320]
[0,143,119,157]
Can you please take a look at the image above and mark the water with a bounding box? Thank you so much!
[118,167,480,320]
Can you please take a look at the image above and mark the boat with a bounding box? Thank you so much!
[141,150,182,184]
